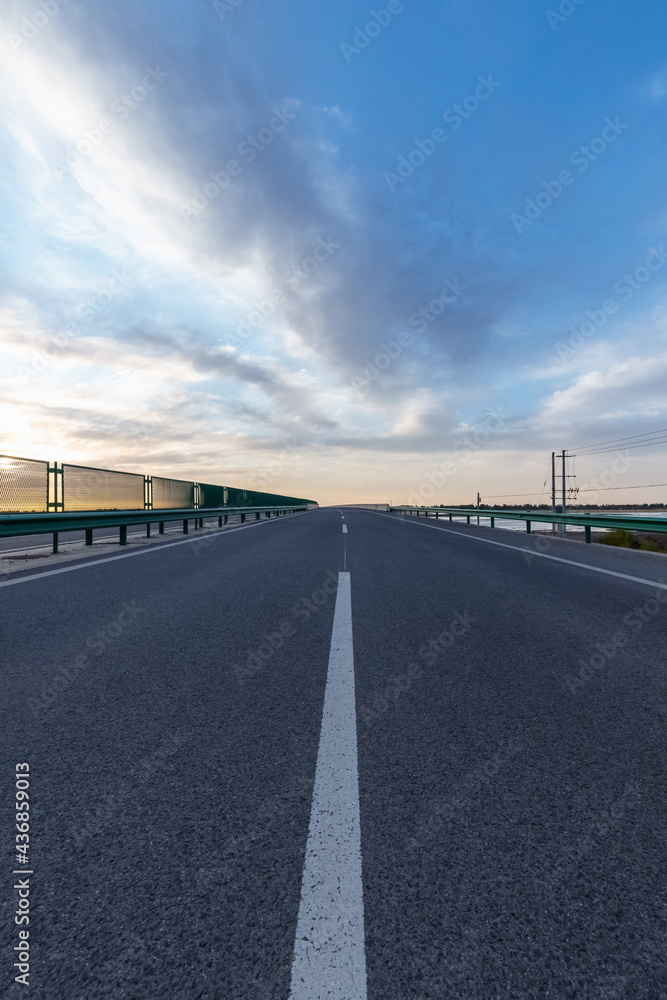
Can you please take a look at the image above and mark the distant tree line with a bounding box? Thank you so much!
[425,502,667,510]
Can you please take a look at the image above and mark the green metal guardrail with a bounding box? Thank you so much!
[387,506,667,543]
[0,504,308,554]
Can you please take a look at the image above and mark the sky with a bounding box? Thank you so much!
[1,0,667,506]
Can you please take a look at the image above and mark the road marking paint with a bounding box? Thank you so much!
[373,511,667,592]
[288,571,367,1000]
[342,524,348,534]
[0,511,312,589]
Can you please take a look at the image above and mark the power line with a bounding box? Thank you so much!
[570,436,667,458]
[482,490,566,499]
[482,482,667,500]
[570,426,667,455]
[571,427,667,450]
[577,482,667,493]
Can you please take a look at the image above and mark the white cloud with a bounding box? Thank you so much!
[647,69,667,101]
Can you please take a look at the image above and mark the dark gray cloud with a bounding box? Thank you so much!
[42,0,533,411]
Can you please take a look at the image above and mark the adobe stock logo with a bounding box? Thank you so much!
[6,0,71,53]
[554,246,666,363]
[385,75,501,191]
[351,277,467,389]
[180,105,297,221]
[213,0,245,19]
[510,117,628,233]
[545,0,587,31]
[53,67,168,182]
[339,1,413,63]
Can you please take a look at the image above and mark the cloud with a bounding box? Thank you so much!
[647,69,667,101]
[541,355,667,423]
[1,1,667,502]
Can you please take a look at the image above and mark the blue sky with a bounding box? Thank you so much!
[1,0,666,504]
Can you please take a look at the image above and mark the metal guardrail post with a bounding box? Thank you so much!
[47,462,64,512]
[224,514,228,524]
[490,516,495,527]
[119,525,127,545]
[585,525,591,543]
[241,513,246,523]
[52,531,58,554]
[85,529,93,546]
[526,521,531,533]
[183,519,188,533]
[449,513,452,521]
[146,523,151,538]
[466,515,470,524]
[159,522,164,534]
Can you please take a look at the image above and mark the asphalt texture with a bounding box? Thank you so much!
[1,507,666,998]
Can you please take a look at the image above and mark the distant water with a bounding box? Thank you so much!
[482,510,667,533]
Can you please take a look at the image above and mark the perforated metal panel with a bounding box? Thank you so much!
[225,485,254,507]
[198,482,225,508]
[62,464,145,511]
[0,455,48,512]
[152,476,195,509]
[225,484,312,507]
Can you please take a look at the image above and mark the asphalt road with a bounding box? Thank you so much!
[1,507,666,998]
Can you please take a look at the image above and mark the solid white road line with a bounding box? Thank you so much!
[373,511,667,592]
[342,524,348,534]
[0,511,312,589]
[288,571,367,1000]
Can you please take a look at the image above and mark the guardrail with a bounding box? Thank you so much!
[387,506,667,543]
[0,504,308,554]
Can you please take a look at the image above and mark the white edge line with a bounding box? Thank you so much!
[0,510,312,589]
[371,510,667,592]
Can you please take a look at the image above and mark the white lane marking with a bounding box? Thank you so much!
[0,511,312,589]
[342,524,348,534]
[372,511,667,592]
[289,571,367,1000]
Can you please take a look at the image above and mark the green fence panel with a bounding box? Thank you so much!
[152,477,196,509]
[62,464,145,511]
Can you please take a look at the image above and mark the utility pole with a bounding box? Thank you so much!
[551,452,556,533]
[476,492,480,525]
[561,448,566,536]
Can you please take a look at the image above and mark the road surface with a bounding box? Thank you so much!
[1,507,665,998]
